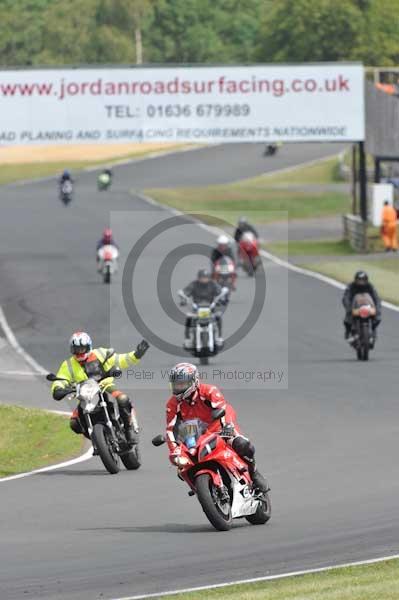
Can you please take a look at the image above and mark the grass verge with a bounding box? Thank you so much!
[265,239,355,257]
[0,404,82,477]
[300,258,399,304]
[0,144,186,185]
[146,153,349,223]
[147,186,349,224]
[261,156,342,185]
[164,558,399,600]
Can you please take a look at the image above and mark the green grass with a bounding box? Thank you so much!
[0,162,92,184]
[164,559,399,600]
[147,186,349,224]
[301,258,399,304]
[146,154,350,224]
[0,145,184,185]
[266,239,355,257]
[261,157,342,185]
[0,404,82,477]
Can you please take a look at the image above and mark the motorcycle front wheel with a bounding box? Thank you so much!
[103,265,111,284]
[91,423,120,474]
[195,474,232,531]
[357,322,369,361]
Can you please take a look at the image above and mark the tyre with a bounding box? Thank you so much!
[199,331,209,365]
[245,492,272,525]
[121,445,141,470]
[103,265,111,284]
[195,474,232,531]
[91,423,120,474]
[360,322,369,361]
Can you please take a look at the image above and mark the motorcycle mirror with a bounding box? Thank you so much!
[46,373,58,382]
[152,434,166,447]
[211,408,226,421]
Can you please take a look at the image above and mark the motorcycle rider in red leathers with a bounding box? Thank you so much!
[166,363,268,493]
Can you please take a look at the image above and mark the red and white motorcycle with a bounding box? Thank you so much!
[238,232,261,276]
[97,245,119,284]
[212,255,237,293]
[152,414,271,531]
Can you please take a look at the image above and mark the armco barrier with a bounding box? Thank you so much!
[343,214,368,252]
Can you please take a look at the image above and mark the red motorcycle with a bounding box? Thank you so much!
[238,232,261,276]
[152,414,271,531]
[212,255,237,292]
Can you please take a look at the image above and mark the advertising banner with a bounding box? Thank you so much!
[0,64,365,145]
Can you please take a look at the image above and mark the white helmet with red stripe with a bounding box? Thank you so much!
[169,362,199,403]
[69,331,92,362]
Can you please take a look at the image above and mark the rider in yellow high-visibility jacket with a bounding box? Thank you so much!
[52,331,149,445]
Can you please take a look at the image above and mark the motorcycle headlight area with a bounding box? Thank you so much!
[197,307,211,318]
[78,379,101,408]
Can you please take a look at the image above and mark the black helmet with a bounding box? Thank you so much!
[197,268,210,281]
[354,271,368,285]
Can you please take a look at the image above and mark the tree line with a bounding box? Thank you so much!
[0,0,398,67]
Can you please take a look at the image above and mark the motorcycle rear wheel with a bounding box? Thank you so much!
[121,445,141,470]
[245,491,272,525]
[195,474,232,531]
[92,423,120,474]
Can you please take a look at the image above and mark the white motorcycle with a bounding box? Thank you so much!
[47,371,141,474]
[60,180,73,205]
[97,244,119,284]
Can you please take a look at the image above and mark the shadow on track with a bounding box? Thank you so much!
[79,523,214,534]
[40,468,108,477]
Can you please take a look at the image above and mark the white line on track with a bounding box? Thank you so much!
[0,446,93,484]
[0,307,94,481]
[0,306,48,375]
[112,553,399,600]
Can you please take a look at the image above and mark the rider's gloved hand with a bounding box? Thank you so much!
[169,445,182,465]
[220,423,236,438]
[135,339,150,359]
[53,387,73,401]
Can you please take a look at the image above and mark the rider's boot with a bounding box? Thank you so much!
[249,462,269,493]
[183,323,194,349]
[125,408,139,446]
[216,320,224,347]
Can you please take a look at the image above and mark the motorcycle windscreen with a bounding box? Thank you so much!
[352,293,375,309]
[177,419,208,449]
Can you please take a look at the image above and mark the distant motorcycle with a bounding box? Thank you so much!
[97,244,119,284]
[46,371,141,474]
[239,232,261,276]
[60,180,73,205]
[152,413,271,532]
[264,143,279,156]
[213,255,237,294]
[350,293,377,361]
[98,172,112,191]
